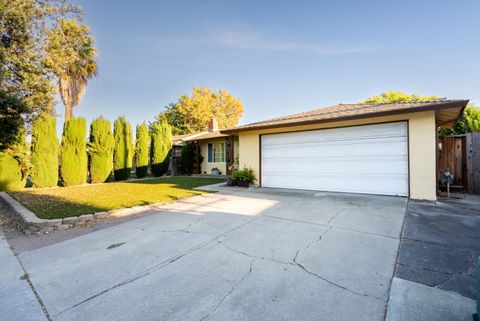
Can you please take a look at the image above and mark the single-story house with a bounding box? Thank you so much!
[171,118,238,176]
[220,99,469,201]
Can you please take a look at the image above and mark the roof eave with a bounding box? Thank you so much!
[220,100,470,134]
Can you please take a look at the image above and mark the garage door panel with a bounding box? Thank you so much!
[262,174,408,196]
[262,140,407,159]
[261,122,408,196]
[263,158,407,175]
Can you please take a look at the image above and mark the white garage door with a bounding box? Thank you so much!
[261,122,408,196]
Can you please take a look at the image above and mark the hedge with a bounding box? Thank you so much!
[88,117,114,183]
[113,116,133,181]
[150,117,172,177]
[135,123,149,178]
[60,117,87,186]
[30,114,59,188]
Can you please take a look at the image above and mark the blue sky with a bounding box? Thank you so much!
[67,0,480,133]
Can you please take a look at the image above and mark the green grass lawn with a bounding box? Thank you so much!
[9,177,225,219]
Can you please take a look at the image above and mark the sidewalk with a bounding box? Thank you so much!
[0,232,47,321]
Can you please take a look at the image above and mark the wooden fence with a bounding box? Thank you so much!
[438,133,480,193]
[466,132,480,193]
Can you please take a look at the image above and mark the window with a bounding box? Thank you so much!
[207,142,225,163]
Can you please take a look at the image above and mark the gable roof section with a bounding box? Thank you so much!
[172,131,228,146]
[221,99,469,133]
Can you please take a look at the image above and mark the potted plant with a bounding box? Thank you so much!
[232,167,256,187]
[211,167,221,176]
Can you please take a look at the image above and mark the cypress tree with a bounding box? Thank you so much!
[31,114,59,188]
[150,117,172,177]
[60,117,87,186]
[0,152,24,191]
[0,125,27,191]
[135,123,149,178]
[113,116,133,181]
[88,117,114,183]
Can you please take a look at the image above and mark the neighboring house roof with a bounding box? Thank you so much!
[221,99,469,133]
[172,131,229,146]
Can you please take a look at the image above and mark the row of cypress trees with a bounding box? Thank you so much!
[24,114,172,189]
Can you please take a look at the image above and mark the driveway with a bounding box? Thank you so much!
[4,187,407,321]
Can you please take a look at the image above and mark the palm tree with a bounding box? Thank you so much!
[46,19,97,119]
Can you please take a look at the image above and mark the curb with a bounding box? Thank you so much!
[0,192,161,235]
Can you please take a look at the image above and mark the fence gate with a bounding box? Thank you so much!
[438,135,467,190]
[438,133,480,194]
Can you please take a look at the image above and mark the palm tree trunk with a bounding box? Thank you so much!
[65,105,73,119]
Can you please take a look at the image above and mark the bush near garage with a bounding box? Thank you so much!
[231,167,256,187]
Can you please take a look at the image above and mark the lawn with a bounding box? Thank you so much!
[9,177,225,219]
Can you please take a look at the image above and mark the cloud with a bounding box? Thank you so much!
[156,27,379,55]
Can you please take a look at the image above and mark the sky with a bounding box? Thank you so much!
[64,0,480,134]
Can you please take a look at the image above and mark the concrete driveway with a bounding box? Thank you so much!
[6,187,408,321]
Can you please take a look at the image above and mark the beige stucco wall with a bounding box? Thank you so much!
[237,111,437,200]
[200,139,227,175]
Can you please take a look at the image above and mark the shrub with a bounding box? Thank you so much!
[0,151,24,191]
[232,167,256,183]
[150,117,172,177]
[30,114,59,188]
[113,116,133,181]
[135,123,149,178]
[88,117,114,183]
[181,142,195,175]
[60,117,87,186]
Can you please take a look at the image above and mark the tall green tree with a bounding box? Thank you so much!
[46,19,97,119]
[150,117,172,177]
[361,91,439,104]
[362,92,480,136]
[0,0,84,137]
[158,87,243,133]
[88,117,114,183]
[135,123,149,178]
[0,126,27,191]
[113,116,133,181]
[60,117,87,186]
[155,103,187,135]
[30,113,58,187]
[439,104,480,136]
[0,90,28,150]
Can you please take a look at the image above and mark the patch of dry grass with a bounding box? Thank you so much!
[9,177,224,219]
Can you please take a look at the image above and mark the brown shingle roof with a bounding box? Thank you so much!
[221,99,469,133]
[172,131,228,145]
[183,131,228,141]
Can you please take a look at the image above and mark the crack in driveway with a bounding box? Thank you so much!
[51,214,264,318]
[199,258,256,321]
[218,230,383,302]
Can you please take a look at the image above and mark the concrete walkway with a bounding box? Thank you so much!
[0,233,47,321]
